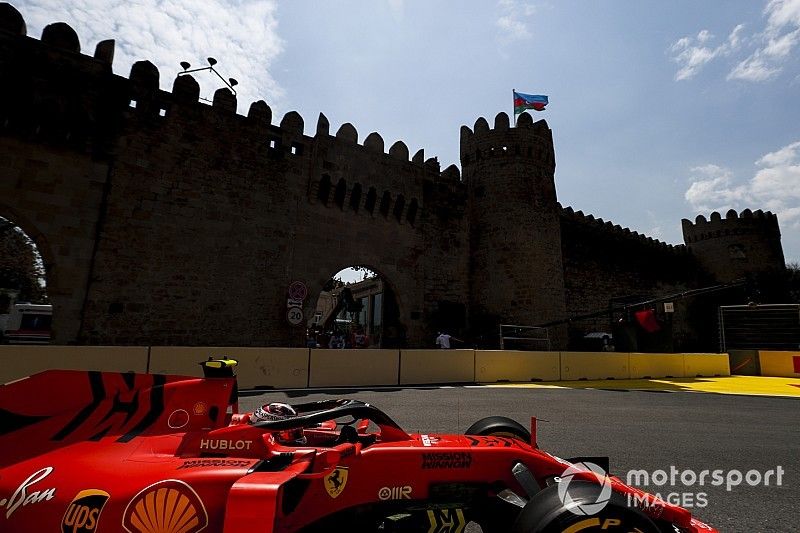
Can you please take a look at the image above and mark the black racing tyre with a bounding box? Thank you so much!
[511,481,660,533]
[464,415,531,442]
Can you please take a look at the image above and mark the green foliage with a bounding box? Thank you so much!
[0,219,47,303]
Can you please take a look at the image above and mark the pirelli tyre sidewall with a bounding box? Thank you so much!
[464,415,531,442]
[512,481,660,533]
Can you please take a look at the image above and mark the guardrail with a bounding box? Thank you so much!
[0,346,744,387]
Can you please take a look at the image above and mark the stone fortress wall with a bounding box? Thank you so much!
[0,5,785,349]
[681,209,785,283]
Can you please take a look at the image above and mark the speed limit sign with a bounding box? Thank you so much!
[286,307,304,326]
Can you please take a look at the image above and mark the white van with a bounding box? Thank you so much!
[0,303,52,344]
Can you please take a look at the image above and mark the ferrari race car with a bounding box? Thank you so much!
[0,359,718,532]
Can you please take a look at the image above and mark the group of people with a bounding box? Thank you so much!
[326,330,368,349]
[306,325,370,349]
[306,327,462,350]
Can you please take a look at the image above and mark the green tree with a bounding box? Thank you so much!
[0,218,47,303]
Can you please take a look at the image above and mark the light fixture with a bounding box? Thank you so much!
[176,56,239,96]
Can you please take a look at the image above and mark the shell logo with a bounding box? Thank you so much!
[122,480,208,533]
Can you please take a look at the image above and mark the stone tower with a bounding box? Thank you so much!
[461,112,567,344]
[681,209,785,283]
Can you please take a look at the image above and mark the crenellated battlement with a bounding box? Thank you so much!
[680,208,785,281]
[0,4,455,183]
[681,208,780,244]
[459,112,554,171]
[560,204,688,254]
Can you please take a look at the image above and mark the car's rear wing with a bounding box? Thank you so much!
[0,367,237,468]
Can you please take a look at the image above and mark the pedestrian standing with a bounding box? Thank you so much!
[436,331,462,349]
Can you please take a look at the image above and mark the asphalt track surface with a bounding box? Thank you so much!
[240,384,799,533]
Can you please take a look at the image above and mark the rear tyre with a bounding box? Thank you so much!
[511,481,660,533]
[465,415,531,442]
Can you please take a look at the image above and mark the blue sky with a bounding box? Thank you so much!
[17,0,800,264]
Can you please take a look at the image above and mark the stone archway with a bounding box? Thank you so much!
[0,196,98,344]
[305,265,408,349]
[0,209,52,341]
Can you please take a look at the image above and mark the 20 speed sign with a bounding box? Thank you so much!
[287,307,303,326]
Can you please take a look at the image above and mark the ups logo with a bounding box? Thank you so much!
[62,489,110,533]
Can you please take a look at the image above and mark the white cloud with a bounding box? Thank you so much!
[496,0,537,43]
[670,25,744,81]
[763,27,800,57]
[671,1,800,83]
[727,0,800,81]
[684,165,747,210]
[685,141,800,229]
[728,24,745,48]
[697,29,713,43]
[756,140,800,166]
[765,0,800,30]
[20,0,285,114]
[727,53,781,81]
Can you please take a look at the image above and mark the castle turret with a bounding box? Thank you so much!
[681,209,785,283]
[461,112,566,344]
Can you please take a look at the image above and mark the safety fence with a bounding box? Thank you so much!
[0,346,754,387]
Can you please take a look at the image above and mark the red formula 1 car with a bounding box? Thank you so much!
[0,360,718,533]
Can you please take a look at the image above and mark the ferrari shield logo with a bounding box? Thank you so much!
[324,466,348,499]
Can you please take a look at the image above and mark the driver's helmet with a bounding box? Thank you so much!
[251,402,306,445]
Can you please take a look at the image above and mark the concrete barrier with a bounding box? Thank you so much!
[0,345,149,384]
[475,350,560,382]
[683,353,730,377]
[758,350,800,378]
[400,349,475,384]
[148,347,309,389]
[629,353,685,378]
[309,349,399,387]
[1,345,750,389]
[560,352,630,380]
